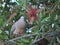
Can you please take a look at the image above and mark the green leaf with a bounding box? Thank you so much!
[41,17,50,23]
[20,39,30,43]
[56,37,60,43]
[0,30,2,34]
[0,35,8,39]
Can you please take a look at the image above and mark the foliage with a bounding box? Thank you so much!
[0,0,60,45]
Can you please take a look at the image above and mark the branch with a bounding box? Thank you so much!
[6,34,37,42]
[46,2,58,14]
[7,12,16,23]
[30,38,43,45]
[30,35,39,45]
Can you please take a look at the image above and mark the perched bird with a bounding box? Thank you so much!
[10,16,26,37]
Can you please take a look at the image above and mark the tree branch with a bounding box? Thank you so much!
[30,38,43,45]
[6,34,37,43]
[46,1,58,14]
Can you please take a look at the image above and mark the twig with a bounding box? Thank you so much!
[7,12,17,23]
[30,38,43,45]
[6,34,37,43]
[30,25,44,45]
[30,35,39,45]
[46,1,58,14]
